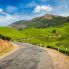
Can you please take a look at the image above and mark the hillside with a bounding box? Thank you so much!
[1,14,69,55]
[9,20,27,30]
[9,14,69,29]
[18,23,69,55]
[0,27,26,40]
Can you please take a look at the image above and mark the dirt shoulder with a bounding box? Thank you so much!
[0,42,69,69]
[0,42,19,60]
[42,48,69,69]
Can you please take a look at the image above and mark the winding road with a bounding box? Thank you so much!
[0,42,69,69]
[0,42,54,69]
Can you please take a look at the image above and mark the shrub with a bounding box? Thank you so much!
[0,34,11,41]
[52,29,56,34]
[5,37,11,41]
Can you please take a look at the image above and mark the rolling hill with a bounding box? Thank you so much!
[9,14,69,30]
[19,23,69,55]
[0,27,26,40]
[1,14,69,55]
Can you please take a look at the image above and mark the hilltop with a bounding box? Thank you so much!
[0,14,69,55]
[9,14,69,30]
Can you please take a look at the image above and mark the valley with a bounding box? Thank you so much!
[0,14,69,69]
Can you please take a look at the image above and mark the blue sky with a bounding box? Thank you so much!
[0,0,69,26]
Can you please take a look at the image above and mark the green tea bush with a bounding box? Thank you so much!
[0,34,11,41]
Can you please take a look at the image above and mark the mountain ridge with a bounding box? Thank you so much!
[9,14,69,30]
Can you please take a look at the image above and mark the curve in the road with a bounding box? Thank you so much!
[0,42,54,69]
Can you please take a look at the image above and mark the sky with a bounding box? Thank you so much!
[0,0,69,26]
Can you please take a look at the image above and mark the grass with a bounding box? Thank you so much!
[19,23,69,55]
[0,23,69,55]
[0,27,26,40]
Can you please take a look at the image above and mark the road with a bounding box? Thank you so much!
[0,42,54,69]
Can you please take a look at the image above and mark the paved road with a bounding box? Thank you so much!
[0,42,54,69]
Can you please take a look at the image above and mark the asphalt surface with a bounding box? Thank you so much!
[0,42,54,69]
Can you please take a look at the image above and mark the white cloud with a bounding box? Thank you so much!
[6,6,18,13]
[33,5,53,13]
[0,14,15,26]
[25,1,37,8]
[0,8,6,14]
[0,8,3,13]
[0,8,10,16]
[0,8,36,26]
[39,0,46,2]
[0,8,18,26]
[33,5,41,13]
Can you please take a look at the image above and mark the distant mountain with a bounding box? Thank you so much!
[9,20,28,30]
[9,14,69,30]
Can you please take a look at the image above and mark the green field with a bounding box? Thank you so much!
[0,23,69,55]
[0,27,26,40]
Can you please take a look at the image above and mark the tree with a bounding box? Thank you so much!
[52,29,56,38]
[52,29,56,34]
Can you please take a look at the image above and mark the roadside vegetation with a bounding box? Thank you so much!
[0,23,69,55]
[20,23,69,55]
[0,27,26,40]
